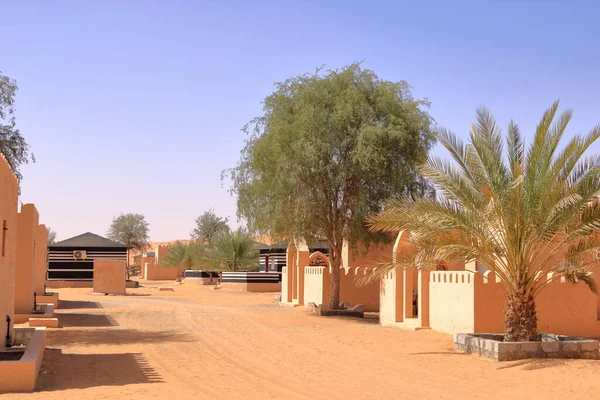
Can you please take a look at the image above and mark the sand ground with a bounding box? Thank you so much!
[4,282,600,399]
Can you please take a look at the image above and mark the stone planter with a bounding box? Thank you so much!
[454,333,600,361]
[0,327,47,392]
[35,292,59,308]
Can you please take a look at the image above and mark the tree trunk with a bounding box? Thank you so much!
[504,287,537,342]
[327,251,342,310]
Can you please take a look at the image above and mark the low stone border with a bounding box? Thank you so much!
[454,333,600,361]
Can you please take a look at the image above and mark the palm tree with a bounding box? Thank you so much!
[159,241,204,278]
[368,101,600,342]
[203,227,259,273]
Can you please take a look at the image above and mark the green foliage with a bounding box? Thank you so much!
[228,62,434,245]
[202,227,259,272]
[47,228,57,245]
[190,208,229,244]
[368,101,600,340]
[0,72,34,184]
[106,213,151,253]
[159,241,204,270]
[226,62,435,306]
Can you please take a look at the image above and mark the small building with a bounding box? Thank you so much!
[47,232,128,284]
[259,241,328,273]
[281,239,393,309]
[139,245,184,281]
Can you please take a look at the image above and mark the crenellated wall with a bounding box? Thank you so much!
[429,270,600,337]
[303,267,327,306]
[303,266,380,311]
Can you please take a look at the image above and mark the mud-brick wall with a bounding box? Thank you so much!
[0,154,18,345]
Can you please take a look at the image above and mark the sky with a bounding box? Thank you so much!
[2,1,600,242]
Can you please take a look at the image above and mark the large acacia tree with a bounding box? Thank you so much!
[190,208,229,244]
[107,213,151,276]
[0,72,34,183]
[368,101,600,341]
[228,63,435,309]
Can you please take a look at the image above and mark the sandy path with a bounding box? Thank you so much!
[4,282,600,399]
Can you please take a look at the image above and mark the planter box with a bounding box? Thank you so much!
[184,270,219,285]
[14,304,55,324]
[0,327,46,392]
[221,272,281,292]
[35,292,59,308]
[454,333,600,361]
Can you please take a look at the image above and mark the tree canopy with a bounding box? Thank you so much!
[0,72,34,184]
[227,63,435,308]
[106,213,151,254]
[190,208,229,244]
[47,227,57,245]
[368,101,600,341]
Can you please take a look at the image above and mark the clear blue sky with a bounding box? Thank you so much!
[2,1,600,242]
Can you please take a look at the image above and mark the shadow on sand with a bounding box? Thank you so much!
[58,300,103,309]
[496,358,571,371]
[58,313,119,328]
[317,314,380,325]
[36,349,163,391]
[46,328,196,346]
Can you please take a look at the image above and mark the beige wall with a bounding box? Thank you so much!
[429,270,600,337]
[536,274,600,337]
[429,271,477,333]
[380,269,403,324]
[33,224,48,294]
[143,245,183,280]
[302,266,379,311]
[281,267,288,301]
[303,267,327,306]
[340,267,380,311]
[347,242,394,269]
[380,231,411,325]
[0,154,18,346]
[15,204,39,314]
[93,260,126,295]
[285,240,385,309]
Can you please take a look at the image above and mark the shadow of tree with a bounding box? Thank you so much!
[46,328,196,346]
[58,313,119,328]
[59,300,103,309]
[496,358,570,370]
[319,314,380,325]
[409,351,471,356]
[36,349,163,391]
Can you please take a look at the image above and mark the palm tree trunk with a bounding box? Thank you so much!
[504,286,537,342]
[327,252,341,310]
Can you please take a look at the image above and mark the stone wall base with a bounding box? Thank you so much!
[454,333,600,361]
